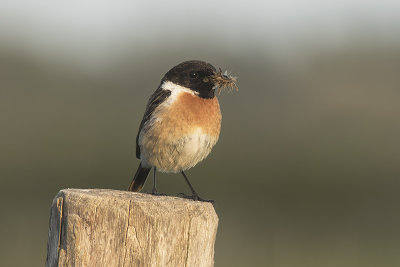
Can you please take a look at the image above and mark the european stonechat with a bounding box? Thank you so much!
[128,60,237,202]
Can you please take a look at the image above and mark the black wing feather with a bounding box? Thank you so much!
[136,86,171,159]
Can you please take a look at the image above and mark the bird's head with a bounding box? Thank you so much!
[162,60,238,99]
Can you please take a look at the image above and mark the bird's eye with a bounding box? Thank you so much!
[189,72,199,78]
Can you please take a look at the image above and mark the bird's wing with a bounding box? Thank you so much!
[136,86,171,159]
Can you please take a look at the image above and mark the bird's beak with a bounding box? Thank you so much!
[211,68,238,93]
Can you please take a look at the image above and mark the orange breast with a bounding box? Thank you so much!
[139,92,222,171]
[163,92,221,137]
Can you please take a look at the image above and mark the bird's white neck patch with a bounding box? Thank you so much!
[161,81,198,96]
[157,81,199,108]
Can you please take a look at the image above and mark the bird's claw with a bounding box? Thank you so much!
[177,193,214,204]
[151,188,166,196]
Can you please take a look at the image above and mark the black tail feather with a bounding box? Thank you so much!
[128,163,151,192]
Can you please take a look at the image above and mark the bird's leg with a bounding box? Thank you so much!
[151,167,165,196]
[178,171,214,203]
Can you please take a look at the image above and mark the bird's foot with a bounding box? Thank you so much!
[177,193,214,204]
[151,188,166,196]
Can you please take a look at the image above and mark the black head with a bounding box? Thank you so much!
[162,60,217,99]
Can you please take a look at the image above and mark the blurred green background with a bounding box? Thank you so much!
[1,1,400,266]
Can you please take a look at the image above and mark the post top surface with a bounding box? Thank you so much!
[59,188,215,207]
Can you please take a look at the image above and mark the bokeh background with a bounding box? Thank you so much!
[1,1,400,266]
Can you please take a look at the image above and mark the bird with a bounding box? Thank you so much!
[128,60,237,202]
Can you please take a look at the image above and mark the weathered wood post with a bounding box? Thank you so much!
[46,189,218,267]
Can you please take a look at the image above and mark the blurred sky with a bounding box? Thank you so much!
[1,0,400,66]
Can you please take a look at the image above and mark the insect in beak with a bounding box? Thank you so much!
[212,68,238,94]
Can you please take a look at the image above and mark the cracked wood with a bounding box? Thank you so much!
[46,189,218,267]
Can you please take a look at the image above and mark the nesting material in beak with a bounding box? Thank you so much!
[212,68,238,94]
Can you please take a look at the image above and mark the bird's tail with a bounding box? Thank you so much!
[128,163,151,192]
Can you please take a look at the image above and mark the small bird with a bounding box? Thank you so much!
[128,60,237,202]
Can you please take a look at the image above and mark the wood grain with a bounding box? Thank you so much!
[46,189,218,267]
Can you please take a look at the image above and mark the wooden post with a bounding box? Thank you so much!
[46,189,218,267]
